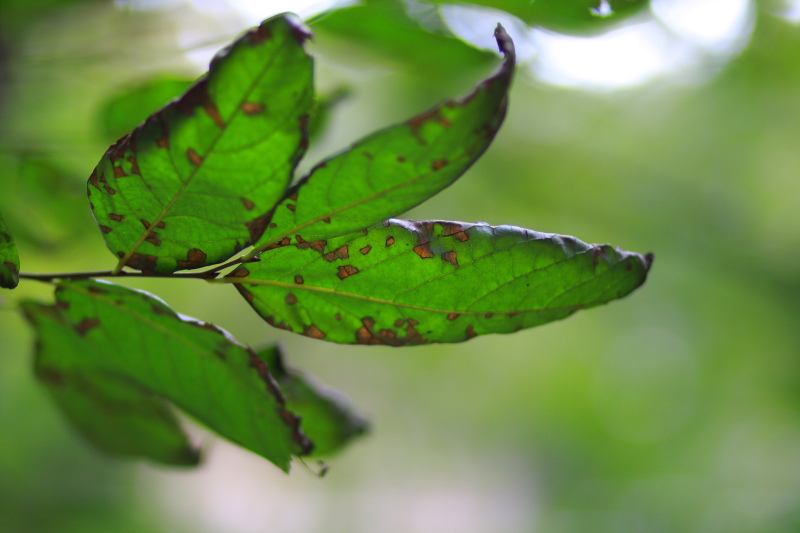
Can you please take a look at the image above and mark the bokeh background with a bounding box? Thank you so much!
[2,0,800,531]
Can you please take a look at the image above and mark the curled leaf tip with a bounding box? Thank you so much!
[494,24,515,61]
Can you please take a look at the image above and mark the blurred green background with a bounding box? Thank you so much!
[2,0,800,531]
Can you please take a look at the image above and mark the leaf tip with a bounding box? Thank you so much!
[493,24,516,63]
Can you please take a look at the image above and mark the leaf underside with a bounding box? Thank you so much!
[22,280,311,470]
[88,14,314,274]
[258,345,369,456]
[0,210,20,289]
[230,219,653,346]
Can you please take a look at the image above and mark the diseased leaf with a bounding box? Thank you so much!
[228,219,653,345]
[0,210,20,289]
[21,280,311,470]
[97,78,194,141]
[88,14,313,274]
[258,345,368,456]
[249,25,514,258]
[430,0,650,34]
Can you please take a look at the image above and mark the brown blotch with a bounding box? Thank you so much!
[295,235,327,253]
[304,325,326,339]
[394,319,406,328]
[127,155,141,175]
[442,250,459,267]
[337,265,359,280]
[408,109,438,130]
[324,245,350,262]
[230,266,250,278]
[286,294,298,305]
[335,313,342,321]
[360,245,372,255]
[237,285,255,303]
[407,318,419,327]
[140,219,151,229]
[177,248,207,270]
[241,197,255,210]
[455,231,470,242]
[88,169,100,189]
[156,221,166,229]
[246,212,272,243]
[356,317,382,345]
[379,329,397,341]
[465,325,477,340]
[250,24,273,45]
[263,237,291,252]
[322,216,331,224]
[242,101,266,115]
[99,225,112,234]
[104,184,116,195]
[431,159,448,171]
[413,242,434,259]
[187,148,203,166]
[397,156,406,163]
[145,233,162,246]
[286,203,296,212]
[386,236,395,247]
[205,103,225,128]
[109,213,124,222]
[114,166,127,178]
[126,253,158,272]
[294,275,304,285]
[75,317,101,336]
[447,313,459,321]
[156,136,169,149]
[288,192,299,202]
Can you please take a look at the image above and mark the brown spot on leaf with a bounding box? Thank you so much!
[465,325,477,340]
[335,313,341,321]
[104,184,116,195]
[263,237,291,252]
[88,169,99,189]
[156,136,169,149]
[386,236,395,247]
[286,294,298,305]
[241,197,255,210]
[128,156,140,175]
[246,212,272,243]
[485,312,494,319]
[250,24,273,45]
[140,219,151,229]
[156,221,166,229]
[127,253,158,272]
[360,245,372,255]
[322,217,331,224]
[397,156,406,163]
[99,225,112,234]
[407,318,419,327]
[363,151,374,159]
[237,285,255,303]
[413,242,434,259]
[242,101,266,115]
[304,325,326,339]
[205,103,225,128]
[75,317,100,336]
[356,317,382,345]
[177,248,207,270]
[114,166,127,178]
[442,250,459,267]
[324,246,350,262]
[109,213,124,222]
[294,275,304,284]
[295,236,326,253]
[230,266,250,277]
[288,192,299,202]
[431,159,448,171]
[146,233,162,246]
[395,319,406,327]
[447,313,459,321]
[455,231,470,242]
[337,265,359,280]
[286,203,296,212]
[187,148,203,166]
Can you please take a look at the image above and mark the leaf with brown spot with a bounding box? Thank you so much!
[88,15,313,274]
[20,280,312,470]
[227,218,652,345]
[249,26,515,259]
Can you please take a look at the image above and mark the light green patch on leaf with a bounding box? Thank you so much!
[249,26,514,259]
[98,78,195,142]
[88,14,314,274]
[0,210,20,289]
[227,219,653,345]
[258,345,368,456]
[21,280,312,470]
[428,0,650,35]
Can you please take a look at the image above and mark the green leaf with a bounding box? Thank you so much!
[21,280,312,470]
[88,14,314,274]
[227,219,653,345]
[0,210,20,289]
[258,345,368,456]
[249,25,514,258]
[429,0,650,34]
[97,78,195,142]
[311,0,496,76]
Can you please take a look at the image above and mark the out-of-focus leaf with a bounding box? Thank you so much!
[21,280,312,470]
[249,26,514,258]
[97,78,194,142]
[311,0,495,75]
[228,219,653,345]
[88,15,313,274]
[258,344,368,456]
[306,86,350,142]
[430,0,650,34]
[0,210,20,289]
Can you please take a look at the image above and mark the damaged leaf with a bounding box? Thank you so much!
[22,280,311,470]
[229,219,653,345]
[251,25,514,258]
[88,14,313,274]
[258,344,368,456]
[0,210,20,289]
